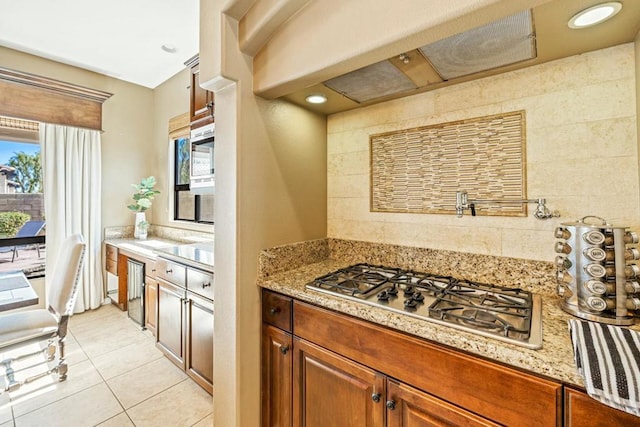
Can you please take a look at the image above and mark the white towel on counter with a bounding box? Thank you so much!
[568,319,640,417]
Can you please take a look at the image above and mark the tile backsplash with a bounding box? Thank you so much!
[327,43,639,262]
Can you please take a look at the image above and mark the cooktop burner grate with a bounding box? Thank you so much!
[306,263,542,349]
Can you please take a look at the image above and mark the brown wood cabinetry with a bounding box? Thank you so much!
[157,277,186,367]
[185,55,214,129]
[155,257,214,394]
[386,379,499,427]
[261,289,563,427]
[564,387,640,426]
[262,325,293,427]
[293,337,385,427]
[186,291,214,394]
[144,277,158,335]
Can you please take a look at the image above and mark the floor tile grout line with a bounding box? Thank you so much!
[190,411,213,427]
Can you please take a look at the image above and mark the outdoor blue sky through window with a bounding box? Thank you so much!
[0,140,39,164]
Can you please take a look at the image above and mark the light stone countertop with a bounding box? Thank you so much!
[105,237,214,272]
[257,258,585,387]
[104,237,182,260]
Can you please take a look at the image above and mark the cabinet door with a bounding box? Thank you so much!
[293,338,385,427]
[565,387,640,426]
[115,253,129,311]
[156,278,185,368]
[189,61,214,128]
[145,277,158,336]
[386,379,499,427]
[262,325,292,427]
[185,291,213,394]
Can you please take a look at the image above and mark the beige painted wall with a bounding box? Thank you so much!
[200,5,328,426]
[150,67,209,231]
[327,43,639,262]
[0,46,156,229]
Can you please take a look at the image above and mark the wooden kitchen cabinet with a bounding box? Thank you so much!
[144,277,158,335]
[293,337,385,427]
[185,290,214,394]
[185,55,214,129]
[386,379,499,427]
[564,387,640,426]
[261,289,563,427]
[156,277,186,367]
[262,325,293,427]
[115,252,129,310]
[156,257,214,395]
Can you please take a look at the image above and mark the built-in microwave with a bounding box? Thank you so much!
[189,123,215,194]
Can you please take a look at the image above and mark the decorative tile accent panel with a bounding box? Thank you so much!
[370,111,526,216]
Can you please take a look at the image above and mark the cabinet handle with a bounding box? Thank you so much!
[280,345,289,355]
[206,101,214,109]
[386,400,396,410]
[166,269,173,274]
[269,307,280,316]
[202,282,211,288]
[371,393,381,403]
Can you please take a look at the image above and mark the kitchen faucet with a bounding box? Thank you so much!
[455,191,560,220]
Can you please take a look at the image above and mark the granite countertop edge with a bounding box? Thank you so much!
[257,258,584,387]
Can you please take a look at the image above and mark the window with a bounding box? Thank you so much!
[173,137,214,224]
[0,131,45,278]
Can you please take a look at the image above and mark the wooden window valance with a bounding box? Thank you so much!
[0,67,112,131]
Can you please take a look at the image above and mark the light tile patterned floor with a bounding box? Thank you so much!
[0,304,213,426]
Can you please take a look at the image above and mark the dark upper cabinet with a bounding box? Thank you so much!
[185,55,214,129]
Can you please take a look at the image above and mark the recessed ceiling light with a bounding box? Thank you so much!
[161,44,177,53]
[305,94,327,104]
[568,2,622,29]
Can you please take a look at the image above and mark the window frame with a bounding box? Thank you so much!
[172,136,214,225]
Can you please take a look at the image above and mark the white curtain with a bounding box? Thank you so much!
[40,123,103,313]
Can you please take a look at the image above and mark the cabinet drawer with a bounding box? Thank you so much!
[156,258,186,287]
[145,258,157,279]
[106,244,118,262]
[106,259,117,275]
[262,290,292,332]
[187,267,214,301]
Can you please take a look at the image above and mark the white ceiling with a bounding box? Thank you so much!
[0,0,199,88]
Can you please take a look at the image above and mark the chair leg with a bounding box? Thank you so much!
[10,248,16,263]
[57,335,67,382]
[0,342,57,393]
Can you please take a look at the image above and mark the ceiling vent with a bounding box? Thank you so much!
[323,60,417,103]
[419,10,536,80]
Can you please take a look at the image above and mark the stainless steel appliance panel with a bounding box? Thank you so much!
[127,259,145,328]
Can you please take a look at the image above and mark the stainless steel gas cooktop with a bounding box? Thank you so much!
[306,263,542,349]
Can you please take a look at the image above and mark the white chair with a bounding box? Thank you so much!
[0,234,85,393]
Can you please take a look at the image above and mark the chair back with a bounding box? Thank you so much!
[16,221,46,238]
[47,234,86,317]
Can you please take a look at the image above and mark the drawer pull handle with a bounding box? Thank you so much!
[269,307,280,316]
[386,400,396,410]
[280,345,289,355]
[371,393,381,403]
[202,282,211,288]
[166,269,173,274]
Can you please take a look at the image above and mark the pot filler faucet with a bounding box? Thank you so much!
[455,191,560,220]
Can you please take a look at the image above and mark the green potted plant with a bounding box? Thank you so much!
[128,176,160,239]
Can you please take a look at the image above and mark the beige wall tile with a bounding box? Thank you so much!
[327,174,369,198]
[327,43,638,262]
